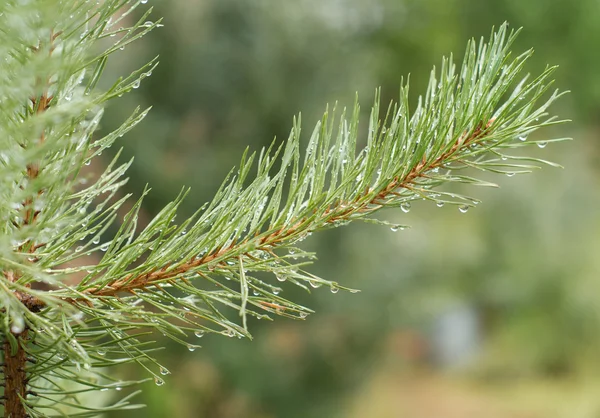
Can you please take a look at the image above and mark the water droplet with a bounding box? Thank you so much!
[143,21,153,28]
[221,329,235,337]
[309,281,322,288]
[506,172,515,177]
[273,288,281,295]
[390,225,400,232]
[537,141,548,148]
[154,377,164,386]
[194,330,205,338]
[141,0,148,3]
[400,202,411,213]
[187,345,196,352]
[458,205,469,213]
[159,367,170,375]
[518,135,527,141]
[92,237,100,244]
[276,274,286,282]
[100,244,109,252]
[436,201,445,207]
[119,45,125,51]
[75,246,83,252]
[330,285,339,294]
[115,386,122,391]
[10,316,25,334]
[299,312,308,319]
[84,160,91,166]
[97,349,106,356]
[132,80,140,89]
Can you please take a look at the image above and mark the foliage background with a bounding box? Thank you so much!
[96,0,599,417]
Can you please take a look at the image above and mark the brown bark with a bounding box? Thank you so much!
[3,331,28,418]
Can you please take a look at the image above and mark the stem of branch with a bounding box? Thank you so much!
[3,331,29,418]
[1,29,59,418]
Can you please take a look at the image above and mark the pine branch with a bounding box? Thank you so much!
[62,26,567,330]
[0,0,569,415]
[78,116,498,298]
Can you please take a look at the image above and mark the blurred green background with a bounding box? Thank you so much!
[98,0,600,417]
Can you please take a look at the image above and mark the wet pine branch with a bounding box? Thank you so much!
[0,1,568,416]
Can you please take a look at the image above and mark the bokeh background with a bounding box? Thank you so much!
[98,0,600,417]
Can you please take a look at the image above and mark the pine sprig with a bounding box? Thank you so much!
[0,0,568,415]
[60,25,567,340]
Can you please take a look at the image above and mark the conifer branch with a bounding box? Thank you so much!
[63,26,567,331]
[77,116,498,299]
[0,1,569,415]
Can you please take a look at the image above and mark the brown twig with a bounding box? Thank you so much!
[2,332,29,418]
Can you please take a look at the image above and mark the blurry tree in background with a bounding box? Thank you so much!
[99,0,599,417]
